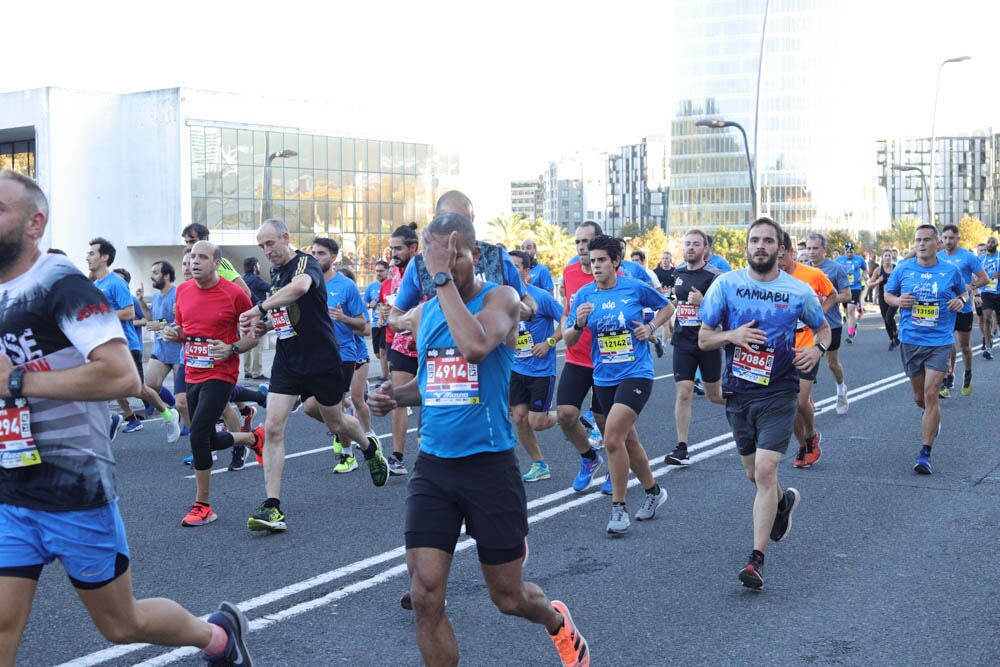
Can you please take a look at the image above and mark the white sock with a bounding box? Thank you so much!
[837,383,847,395]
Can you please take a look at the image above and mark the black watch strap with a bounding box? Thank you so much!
[8,367,25,399]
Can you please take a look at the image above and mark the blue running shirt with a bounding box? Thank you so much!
[980,252,1000,295]
[529,263,555,292]
[811,259,849,329]
[151,286,182,365]
[94,273,142,352]
[836,255,867,290]
[937,248,980,314]
[325,273,367,362]
[885,258,964,346]
[513,284,563,377]
[417,283,516,458]
[569,276,669,386]
[700,269,826,396]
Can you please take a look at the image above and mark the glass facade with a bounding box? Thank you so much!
[606,136,670,236]
[0,139,35,178]
[877,135,998,228]
[189,126,455,271]
[669,0,849,230]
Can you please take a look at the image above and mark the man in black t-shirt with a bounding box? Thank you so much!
[238,219,388,532]
[664,230,724,466]
[654,251,675,297]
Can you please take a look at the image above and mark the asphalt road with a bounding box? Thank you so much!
[17,313,1000,666]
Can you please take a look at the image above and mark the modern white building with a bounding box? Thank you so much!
[0,87,457,284]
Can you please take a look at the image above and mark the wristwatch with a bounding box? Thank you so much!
[546,337,557,347]
[433,272,453,288]
[8,367,25,399]
[573,320,584,331]
[257,303,267,316]
[814,342,828,355]
[230,343,241,357]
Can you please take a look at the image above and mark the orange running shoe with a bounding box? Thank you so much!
[804,431,822,466]
[249,426,265,466]
[181,502,217,527]
[549,600,590,667]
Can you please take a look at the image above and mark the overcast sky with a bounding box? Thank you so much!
[5,0,997,220]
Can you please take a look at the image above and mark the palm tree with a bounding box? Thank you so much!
[484,214,533,249]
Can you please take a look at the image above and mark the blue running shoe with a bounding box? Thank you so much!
[600,472,612,495]
[914,449,932,475]
[572,451,603,492]
[122,418,143,433]
[203,601,252,666]
[109,414,124,442]
[181,425,190,436]
[257,384,269,402]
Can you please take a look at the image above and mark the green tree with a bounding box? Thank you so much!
[619,222,642,239]
[711,227,747,269]
[957,214,990,248]
[875,216,921,252]
[628,226,667,269]
[483,214,533,249]
[530,220,575,274]
[825,229,854,254]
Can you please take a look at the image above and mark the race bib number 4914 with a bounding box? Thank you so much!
[0,400,41,469]
[425,347,480,405]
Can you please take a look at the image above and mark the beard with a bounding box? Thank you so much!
[152,277,166,290]
[748,251,778,274]
[0,236,25,272]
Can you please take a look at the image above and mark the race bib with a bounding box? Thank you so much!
[597,329,635,364]
[988,278,997,291]
[913,300,939,327]
[185,337,214,369]
[677,302,701,327]
[847,273,855,285]
[425,347,480,405]
[153,319,168,342]
[271,306,297,339]
[0,399,41,469]
[515,326,535,359]
[732,343,775,386]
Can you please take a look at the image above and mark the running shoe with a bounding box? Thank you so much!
[331,435,343,454]
[164,408,181,443]
[522,462,552,482]
[229,445,249,471]
[889,337,900,351]
[110,414,124,442]
[587,433,604,450]
[388,455,408,476]
[549,600,590,667]
[247,503,286,531]
[983,348,994,360]
[240,406,257,433]
[600,473,612,495]
[914,449,932,475]
[803,432,822,466]
[739,552,764,590]
[399,590,413,610]
[664,446,691,466]
[203,601,253,666]
[693,380,705,396]
[183,453,218,466]
[122,417,143,433]
[180,425,190,436]
[333,453,358,474]
[962,372,973,396]
[249,427,265,467]
[181,503,217,527]
[835,392,849,415]
[635,487,667,521]
[366,436,389,487]
[845,334,854,344]
[257,383,269,401]
[793,446,809,469]
[770,487,801,543]
[653,337,664,358]
[606,504,630,535]
[579,410,595,430]
[571,452,603,492]
[939,385,951,399]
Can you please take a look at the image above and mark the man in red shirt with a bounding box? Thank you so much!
[164,241,263,527]
[558,221,608,492]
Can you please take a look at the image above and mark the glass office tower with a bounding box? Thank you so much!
[669,0,858,231]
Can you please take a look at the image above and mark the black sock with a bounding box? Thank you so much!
[751,549,765,565]
[263,497,280,510]
[195,501,210,508]
[582,449,597,461]
[393,451,404,463]
[645,483,660,496]
[677,441,688,451]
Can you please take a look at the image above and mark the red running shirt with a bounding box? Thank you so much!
[174,279,252,385]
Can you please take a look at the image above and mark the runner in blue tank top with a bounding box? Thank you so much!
[884,224,967,476]
[698,217,829,591]
[508,250,564,483]
[367,212,590,667]
[936,224,989,396]
[565,235,673,536]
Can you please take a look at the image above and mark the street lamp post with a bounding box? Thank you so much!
[261,148,298,224]
[891,165,930,221]
[929,55,971,226]
[696,119,757,219]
